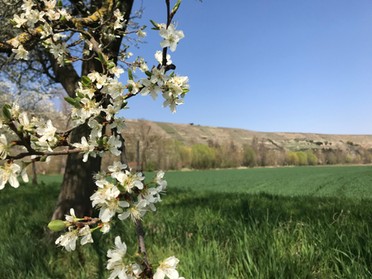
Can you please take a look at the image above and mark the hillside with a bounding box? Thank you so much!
[36,119,372,174]
[123,119,372,152]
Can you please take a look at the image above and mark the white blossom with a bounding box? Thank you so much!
[18,112,34,132]
[161,75,189,112]
[37,119,56,139]
[115,171,144,193]
[102,78,126,99]
[104,104,121,122]
[91,180,119,207]
[65,208,77,223]
[72,136,96,162]
[0,134,9,160]
[20,167,29,184]
[87,118,103,139]
[90,179,129,222]
[106,236,143,279]
[101,222,111,234]
[26,9,45,28]
[47,41,67,65]
[150,67,168,87]
[155,50,172,65]
[88,72,109,89]
[109,118,126,131]
[12,45,29,60]
[109,66,124,78]
[55,228,78,251]
[127,80,141,95]
[108,161,127,180]
[107,236,126,268]
[154,256,180,279]
[46,9,60,21]
[99,199,129,223]
[159,24,184,52]
[0,162,22,190]
[58,8,72,20]
[107,135,122,156]
[140,78,161,100]
[118,199,147,222]
[132,57,149,72]
[43,0,56,10]
[10,104,20,119]
[79,225,94,245]
[36,119,57,150]
[21,0,34,14]
[72,98,101,124]
[113,9,125,30]
[137,29,147,38]
[76,82,95,99]
[139,188,160,212]
[155,170,167,190]
[12,14,28,28]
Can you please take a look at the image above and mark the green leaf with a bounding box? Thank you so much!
[76,91,85,99]
[97,52,105,63]
[106,61,115,69]
[64,97,81,108]
[81,76,92,87]
[171,0,182,16]
[121,101,128,109]
[48,220,67,232]
[2,104,12,120]
[57,0,62,8]
[128,69,134,80]
[150,19,160,30]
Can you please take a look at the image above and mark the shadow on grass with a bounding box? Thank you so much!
[1,183,372,278]
[163,188,372,226]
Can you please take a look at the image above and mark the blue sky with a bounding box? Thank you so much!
[122,0,372,135]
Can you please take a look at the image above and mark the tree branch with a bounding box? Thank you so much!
[135,219,153,278]
[6,148,83,160]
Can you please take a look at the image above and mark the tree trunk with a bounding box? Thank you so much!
[51,0,134,220]
[52,124,102,220]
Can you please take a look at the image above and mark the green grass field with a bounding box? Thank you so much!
[1,166,372,278]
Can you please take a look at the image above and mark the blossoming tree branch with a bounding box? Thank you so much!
[0,0,188,278]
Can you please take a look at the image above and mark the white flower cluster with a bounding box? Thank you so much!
[53,163,165,251]
[4,0,189,277]
[54,208,93,252]
[0,105,60,189]
[91,162,166,224]
[11,0,71,62]
[54,168,184,279]
[106,237,184,279]
[10,0,189,114]
[140,67,189,113]
[106,236,142,279]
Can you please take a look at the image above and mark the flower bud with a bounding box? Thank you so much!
[48,220,67,232]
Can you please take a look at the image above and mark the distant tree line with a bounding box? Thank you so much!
[35,134,372,174]
[121,135,372,171]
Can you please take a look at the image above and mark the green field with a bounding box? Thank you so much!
[165,165,372,198]
[1,166,372,278]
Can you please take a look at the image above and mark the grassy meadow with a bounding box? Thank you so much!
[1,166,372,278]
